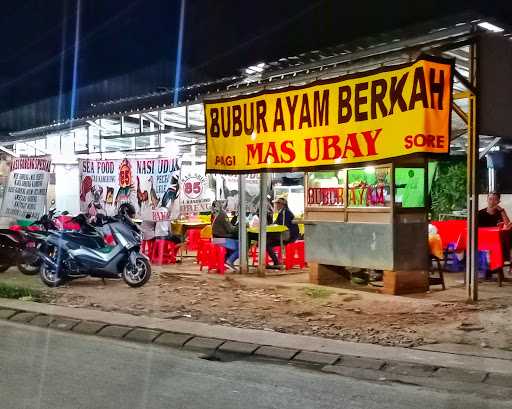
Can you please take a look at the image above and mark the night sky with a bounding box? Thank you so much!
[0,0,511,112]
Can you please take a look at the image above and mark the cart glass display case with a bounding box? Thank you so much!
[304,159,429,284]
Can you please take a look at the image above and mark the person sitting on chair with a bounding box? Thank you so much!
[266,197,299,268]
[211,201,239,271]
[477,192,511,280]
[154,206,182,244]
[478,192,511,229]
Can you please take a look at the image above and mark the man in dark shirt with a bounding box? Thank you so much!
[478,192,511,228]
[266,197,299,267]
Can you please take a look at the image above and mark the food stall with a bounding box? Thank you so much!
[204,55,453,292]
[305,157,430,294]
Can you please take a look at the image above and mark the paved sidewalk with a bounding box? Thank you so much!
[1,297,512,395]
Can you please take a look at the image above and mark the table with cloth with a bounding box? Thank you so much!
[431,220,509,271]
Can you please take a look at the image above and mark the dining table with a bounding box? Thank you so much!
[247,224,289,264]
[171,220,210,239]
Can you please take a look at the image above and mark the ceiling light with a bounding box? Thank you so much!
[477,22,504,33]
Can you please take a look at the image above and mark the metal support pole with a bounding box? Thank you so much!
[258,173,268,276]
[86,126,90,153]
[238,175,248,274]
[466,40,478,302]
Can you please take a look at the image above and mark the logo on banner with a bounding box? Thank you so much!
[183,174,206,200]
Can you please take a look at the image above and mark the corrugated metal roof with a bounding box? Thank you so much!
[1,11,507,140]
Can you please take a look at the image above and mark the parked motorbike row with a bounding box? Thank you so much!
[0,204,151,288]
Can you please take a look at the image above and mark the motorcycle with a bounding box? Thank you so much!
[0,228,41,274]
[0,209,62,275]
[37,213,151,288]
[1,209,68,275]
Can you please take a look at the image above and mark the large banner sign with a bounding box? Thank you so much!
[205,57,453,173]
[1,156,51,219]
[179,165,214,216]
[79,158,181,221]
[215,174,260,213]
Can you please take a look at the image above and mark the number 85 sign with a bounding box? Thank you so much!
[183,175,205,200]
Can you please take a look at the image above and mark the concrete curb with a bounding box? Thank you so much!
[1,297,512,394]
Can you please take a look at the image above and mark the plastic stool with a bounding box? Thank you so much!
[249,245,282,265]
[285,240,306,270]
[185,228,202,252]
[197,239,213,270]
[141,239,154,256]
[266,246,282,265]
[249,244,258,266]
[208,244,226,275]
[444,243,464,272]
[478,250,489,278]
[151,239,177,265]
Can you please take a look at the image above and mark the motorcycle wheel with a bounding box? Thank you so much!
[0,263,10,273]
[123,257,151,287]
[17,260,41,275]
[40,263,64,287]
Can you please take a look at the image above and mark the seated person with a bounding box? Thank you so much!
[154,206,182,244]
[478,192,511,274]
[211,201,239,271]
[266,197,299,267]
[478,192,511,229]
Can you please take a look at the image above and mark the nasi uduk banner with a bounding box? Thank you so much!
[0,156,51,219]
[79,158,181,221]
[179,165,214,217]
[204,56,453,173]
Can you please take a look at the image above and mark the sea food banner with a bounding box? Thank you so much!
[179,165,214,216]
[205,57,453,173]
[79,158,181,221]
[0,156,51,219]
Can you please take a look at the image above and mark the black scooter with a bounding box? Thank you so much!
[38,214,151,287]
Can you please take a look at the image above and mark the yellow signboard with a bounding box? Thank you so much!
[204,57,453,173]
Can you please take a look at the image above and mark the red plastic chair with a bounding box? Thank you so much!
[141,239,155,256]
[208,244,226,275]
[285,240,306,270]
[266,246,283,265]
[150,239,177,265]
[185,228,202,252]
[249,244,258,266]
[9,225,22,231]
[250,245,282,265]
[197,239,213,270]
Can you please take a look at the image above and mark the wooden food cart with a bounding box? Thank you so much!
[305,156,430,294]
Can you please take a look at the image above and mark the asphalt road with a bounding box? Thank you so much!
[0,321,509,409]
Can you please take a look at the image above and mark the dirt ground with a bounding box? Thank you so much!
[19,258,508,351]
